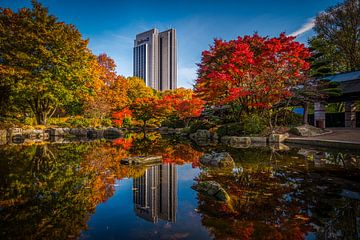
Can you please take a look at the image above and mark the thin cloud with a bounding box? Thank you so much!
[289,18,315,37]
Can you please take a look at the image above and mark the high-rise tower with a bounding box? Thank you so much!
[133,28,177,91]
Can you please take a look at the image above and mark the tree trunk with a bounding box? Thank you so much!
[303,102,309,125]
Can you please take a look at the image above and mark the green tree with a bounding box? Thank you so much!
[0,1,96,124]
[126,77,155,102]
[314,0,360,71]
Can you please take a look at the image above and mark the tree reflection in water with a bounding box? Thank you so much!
[0,132,202,239]
[194,147,360,240]
[1,134,359,239]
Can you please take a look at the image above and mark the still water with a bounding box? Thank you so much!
[1,132,360,239]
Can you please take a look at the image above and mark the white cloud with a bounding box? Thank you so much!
[177,66,197,88]
[289,18,315,37]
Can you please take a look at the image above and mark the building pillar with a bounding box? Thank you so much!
[345,101,356,128]
[314,102,326,129]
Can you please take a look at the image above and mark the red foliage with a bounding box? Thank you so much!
[112,107,132,127]
[112,138,133,150]
[195,33,311,110]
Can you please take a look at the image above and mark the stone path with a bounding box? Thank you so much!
[287,128,360,150]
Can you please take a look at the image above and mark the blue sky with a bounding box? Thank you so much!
[3,0,341,88]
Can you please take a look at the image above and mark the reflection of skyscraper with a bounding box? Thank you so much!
[133,163,177,223]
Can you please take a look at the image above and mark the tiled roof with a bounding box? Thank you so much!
[322,70,360,82]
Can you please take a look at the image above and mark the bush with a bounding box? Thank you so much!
[24,117,35,126]
[189,119,216,133]
[47,117,70,127]
[161,115,185,128]
[242,113,267,135]
[217,123,244,137]
[101,118,113,127]
[273,109,302,127]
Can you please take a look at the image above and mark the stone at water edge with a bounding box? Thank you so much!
[200,152,235,168]
[268,133,289,143]
[221,136,251,148]
[192,181,231,203]
[189,129,211,141]
[290,125,328,137]
[120,156,163,165]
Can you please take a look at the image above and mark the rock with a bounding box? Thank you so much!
[174,128,183,134]
[121,156,163,165]
[158,127,169,133]
[103,128,122,139]
[69,128,88,136]
[192,181,231,202]
[250,137,267,143]
[290,125,328,137]
[87,129,104,139]
[269,143,290,151]
[189,129,210,140]
[0,129,7,139]
[46,128,71,136]
[268,133,289,143]
[221,136,251,148]
[7,128,22,138]
[23,129,45,139]
[12,134,25,144]
[200,152,235,168]
[189,129,211,146]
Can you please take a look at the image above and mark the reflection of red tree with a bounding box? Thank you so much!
[112,138,133,150]
[162,143,202,167]
[197,169,312,239]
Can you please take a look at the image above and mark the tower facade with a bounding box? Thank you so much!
[133,163,177,223]
[133,28,177,91]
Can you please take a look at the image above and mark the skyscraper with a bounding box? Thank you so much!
[133,28,177,91]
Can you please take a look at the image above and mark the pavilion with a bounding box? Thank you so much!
[314,70,360,128]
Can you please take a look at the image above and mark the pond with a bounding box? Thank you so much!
[1,132,360,239]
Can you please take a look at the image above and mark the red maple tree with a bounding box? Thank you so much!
[195,33,311,113]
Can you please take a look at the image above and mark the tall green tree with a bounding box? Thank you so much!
[0,0,96,124]
[314,0,360,71]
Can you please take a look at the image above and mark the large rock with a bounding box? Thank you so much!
[23,129,46,139]
[121,156,162,165]
[268,133,289,143]
[221,136,251,148]
[87,129,104,139]
[200,152,235,168]
[250,137,267,143]
[192,181,231,202]
[12,134,25,144]
[190,129,210,140]
[7,128,22,138]
[69,128,88,136]
[290,125,328,137]
[46,128,71,136]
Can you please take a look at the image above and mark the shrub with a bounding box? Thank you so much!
[217,123,244,137]
[47,117,70,127]
[242,113,267,135]
[273,109,302,127]
[24,117,35,126]
[189,119,216,133]
[101,118,113,127]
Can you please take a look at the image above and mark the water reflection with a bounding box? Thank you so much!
[0,133,359,239]
[194,147,360,240]
[133,163,177,223]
